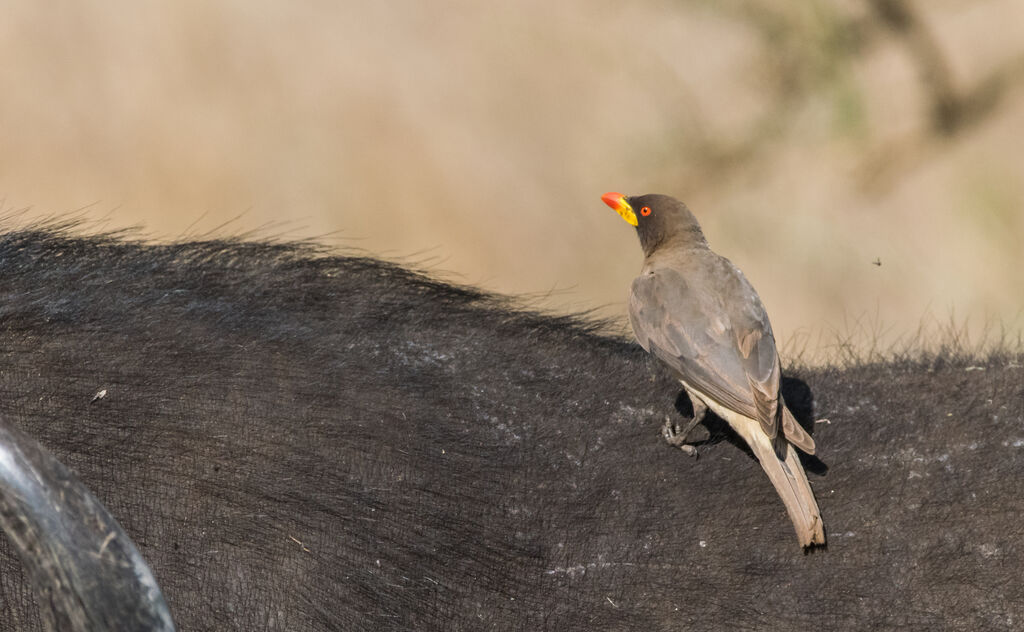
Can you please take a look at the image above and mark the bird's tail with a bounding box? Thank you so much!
[745,427,826,549]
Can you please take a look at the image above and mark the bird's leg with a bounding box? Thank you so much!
[662,395,708,456]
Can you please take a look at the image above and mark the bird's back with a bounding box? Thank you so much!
[630,246,776,420]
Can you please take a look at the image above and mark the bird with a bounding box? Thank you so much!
[601,191,826,549]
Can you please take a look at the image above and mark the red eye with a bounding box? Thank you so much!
[640,206,651,216]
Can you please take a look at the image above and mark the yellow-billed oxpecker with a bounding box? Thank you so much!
[602,192,825,549]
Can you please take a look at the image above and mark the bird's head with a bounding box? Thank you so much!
[601,192,706,256]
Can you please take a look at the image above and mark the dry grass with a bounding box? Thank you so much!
[783,310,1024,370]
[0,1,1022,365]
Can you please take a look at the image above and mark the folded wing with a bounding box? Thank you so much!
[629,262,814,454]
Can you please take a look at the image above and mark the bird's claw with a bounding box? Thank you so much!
[662,417,699,457]
[678,444,698,457]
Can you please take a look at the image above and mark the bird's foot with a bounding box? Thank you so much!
[661,417,700,457]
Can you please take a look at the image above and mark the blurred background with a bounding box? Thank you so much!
[1,0,1022,364]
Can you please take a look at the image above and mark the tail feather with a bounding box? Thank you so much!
[679,384,826,549]
[781,406,816,455]
[746,431,826,548]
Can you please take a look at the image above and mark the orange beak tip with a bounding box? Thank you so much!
[601,191,638,227]
[601,192,625,209]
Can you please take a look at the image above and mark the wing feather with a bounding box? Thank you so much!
[628,261,792,443]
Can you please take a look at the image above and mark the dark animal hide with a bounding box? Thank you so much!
[0,230,1018,630]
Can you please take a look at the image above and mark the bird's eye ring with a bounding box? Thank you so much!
[640,206,651,216]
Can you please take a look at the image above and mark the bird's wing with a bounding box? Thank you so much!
[628,263,783,439]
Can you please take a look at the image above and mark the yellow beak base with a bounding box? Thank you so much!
[601,192,638,227]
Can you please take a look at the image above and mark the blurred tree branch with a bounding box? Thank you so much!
[867,0,1024,136]
[674,0,1024,196]
[857,0,1024,191]
[866,0,959,133]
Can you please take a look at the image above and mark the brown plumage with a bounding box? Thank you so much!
[602,192,825,549]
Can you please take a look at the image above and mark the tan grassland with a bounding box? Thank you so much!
[1,1,1021,364]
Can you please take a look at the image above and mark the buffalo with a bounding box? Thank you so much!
[0,228,1019,630]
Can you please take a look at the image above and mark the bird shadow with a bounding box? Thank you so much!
[672,376,829,476]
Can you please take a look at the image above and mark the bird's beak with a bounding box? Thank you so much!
[601,192,637,227]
